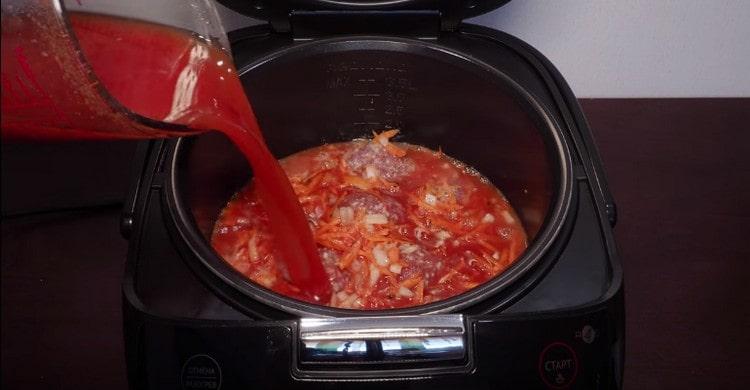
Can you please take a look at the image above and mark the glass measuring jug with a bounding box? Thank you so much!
[0,0,332,302]
[1,0,230,139]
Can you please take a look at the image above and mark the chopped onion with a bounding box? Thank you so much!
[369,263,381,286]
[436,230,452,240]
[398,286,414,297]
[424,193,437,206]
[364,165,379,179]
[438,270,457,284]
[257,274,275,288]
[482,213,495,223]
[338,206,354,224]
[435,230,451,247]
[365,213,388,225]
[247,235,260,262]
[342,293,359,308]
[389,263,403,274]
[400,244,419,254]
[414,227,429,241]
[373,245,389,266]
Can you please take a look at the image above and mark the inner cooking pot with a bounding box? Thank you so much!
[167,37,573,317]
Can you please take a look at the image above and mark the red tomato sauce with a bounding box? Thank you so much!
[212,131,528,309]
[66,13,331,301]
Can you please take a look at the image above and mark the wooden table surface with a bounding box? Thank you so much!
[2,98,749,389]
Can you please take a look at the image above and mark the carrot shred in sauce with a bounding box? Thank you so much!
[211,130,528,309]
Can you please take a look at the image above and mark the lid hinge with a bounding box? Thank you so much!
[287,10,442,40]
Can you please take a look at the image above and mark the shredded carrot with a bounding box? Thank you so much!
[372,129,400,143]
[429,216,465,235]
[295,170,326,195]
[385,143,407,158]
[315,238,350,251]
[358,249,376,264]
[338,240,362,270]
[386,274,399,286]
[474,236,500,253]
[378,265,394,277]
[401,277,422,289]
[367,235,410,244]
[386,246,400,263]
[438,270,458,285]
[343,175,372,190]
[315,219,341,235]
[374,177,399,192]
[372,129,407,157]
[414,280,425,303]
[315,230,353,239]
[408,193,442,214]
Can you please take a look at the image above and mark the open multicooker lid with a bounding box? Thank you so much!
[218,0,511,31]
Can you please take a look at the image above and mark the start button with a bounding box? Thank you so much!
[538,342,578,388]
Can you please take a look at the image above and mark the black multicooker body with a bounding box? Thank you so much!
[120,1,624,388]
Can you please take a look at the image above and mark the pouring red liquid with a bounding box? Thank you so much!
[1,12,331,302]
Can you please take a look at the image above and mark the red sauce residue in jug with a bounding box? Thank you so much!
[68,13,331,302]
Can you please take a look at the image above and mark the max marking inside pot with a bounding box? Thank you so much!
[211,130,527,309]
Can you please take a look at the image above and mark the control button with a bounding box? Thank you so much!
[581,325,596,344]
[575,324,597,344]
[181,354,222,390]
[538,342,578,389]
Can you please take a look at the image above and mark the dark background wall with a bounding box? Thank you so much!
[1,141,138,216]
